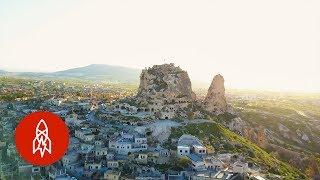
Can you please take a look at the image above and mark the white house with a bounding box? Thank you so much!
[177,135,206,157]
[232,161,248,173]
[75,128,95,142]
[109,133,148,155]
[94,140,104,147]
[104,170,121,180]
[95,147,108,157]
[192,144,206,155]
[177,145,190,157]
[135,137,147,144]
[107,161,119,169]
[84,162,102,171]
[113,140,133,155]
[84,134,95,142]
[137,153,148,164]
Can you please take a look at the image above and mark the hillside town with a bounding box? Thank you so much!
[0,98,266,180]
[0,64,298,179]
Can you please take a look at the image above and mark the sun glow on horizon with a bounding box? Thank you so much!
[1,0,319,92]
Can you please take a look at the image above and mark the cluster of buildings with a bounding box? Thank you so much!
[0,94,266,180]
[109,132,148,155]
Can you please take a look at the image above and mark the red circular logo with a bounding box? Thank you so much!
[15,111,69,166]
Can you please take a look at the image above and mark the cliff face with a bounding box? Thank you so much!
[203,74,228,114]
[137,63,195,101]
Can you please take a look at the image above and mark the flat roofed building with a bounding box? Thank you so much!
[177,145,190,156]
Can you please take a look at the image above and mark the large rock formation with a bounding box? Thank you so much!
[126,64,229,119]
[203,74,228,114]
[135,63,196,119]
[137,63,195,101]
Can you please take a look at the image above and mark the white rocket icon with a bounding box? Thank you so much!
[32,119,52,158]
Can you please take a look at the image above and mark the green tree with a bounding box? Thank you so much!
[177,156,191,169]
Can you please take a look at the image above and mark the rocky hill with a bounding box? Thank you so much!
[136,63,195,100]
[131,64,198,119]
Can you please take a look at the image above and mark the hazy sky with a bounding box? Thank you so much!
[1,0,319,92]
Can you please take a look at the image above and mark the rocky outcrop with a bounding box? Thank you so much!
[135,63,196,119]
[228,117,247,132]
[203,74,228,114]
[136,63,195,101]
[228,117,267,147]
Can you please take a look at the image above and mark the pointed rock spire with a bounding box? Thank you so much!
[203,74,228,114]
